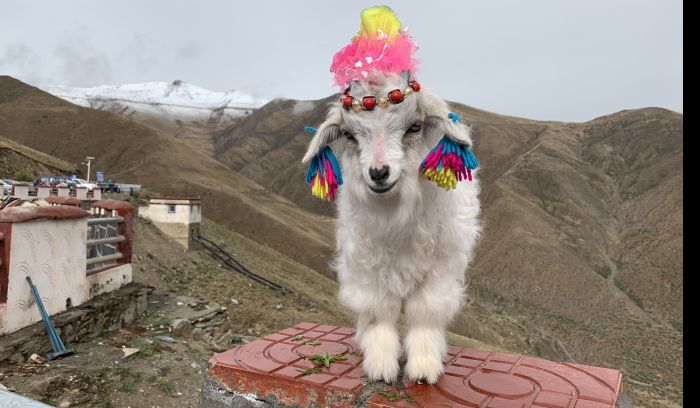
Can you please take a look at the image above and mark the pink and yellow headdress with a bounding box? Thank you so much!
[330,5,419,89]
[304,6,478,200]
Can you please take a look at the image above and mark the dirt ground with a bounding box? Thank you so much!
[0,216,354,408]
[1,312,212,408]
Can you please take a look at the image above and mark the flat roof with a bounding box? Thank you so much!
[0,205,91,223]
[149,197,201,205]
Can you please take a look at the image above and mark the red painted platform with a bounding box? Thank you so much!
[208,323,622,408]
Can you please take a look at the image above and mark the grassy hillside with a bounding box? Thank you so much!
[0,134,76,179]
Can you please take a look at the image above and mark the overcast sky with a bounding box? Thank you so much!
[0,1,682,122]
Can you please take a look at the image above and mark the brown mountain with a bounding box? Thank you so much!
[65,97,245,157]
[212,97,338,216]
[0,76,334,277]
[212,96,683,407]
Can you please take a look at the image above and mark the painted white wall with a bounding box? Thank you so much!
[1,218,87,335]
[76,188,87,200]
[12,185,29,200]
[37,186,51,198]
[189,204,200,224]
[86,264,131,299]
[0,219,133,335]
[140,203,201,225]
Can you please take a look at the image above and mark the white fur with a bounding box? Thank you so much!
[305,73,481,384]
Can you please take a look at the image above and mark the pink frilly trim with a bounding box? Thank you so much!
[330,34,419,89]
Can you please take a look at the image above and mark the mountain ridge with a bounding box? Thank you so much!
[41,80,268,156]
[44,80,266,118]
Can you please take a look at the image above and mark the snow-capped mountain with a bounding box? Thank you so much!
[44,80,268,121]
[41,80,269,157]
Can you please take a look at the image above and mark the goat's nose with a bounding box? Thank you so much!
[369,165,390,183]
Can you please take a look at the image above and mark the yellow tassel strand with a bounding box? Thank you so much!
[421,168,459,191]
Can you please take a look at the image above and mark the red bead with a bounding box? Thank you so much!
[410,81,421,92]
[342,96,353,108]
[362,96,376,110]
[388,89,404,104]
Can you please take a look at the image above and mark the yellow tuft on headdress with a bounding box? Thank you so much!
[355,5,402,40]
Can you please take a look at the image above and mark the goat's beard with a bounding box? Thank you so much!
[340,168,431,237]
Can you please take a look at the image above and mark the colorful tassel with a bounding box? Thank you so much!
[418,113,478,190]
[304,127,343,201]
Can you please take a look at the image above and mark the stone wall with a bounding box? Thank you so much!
[0,282,150,363]
[146,220,193,249]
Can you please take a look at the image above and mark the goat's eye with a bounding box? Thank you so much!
[406,121,423,134]
[343,129,356,142]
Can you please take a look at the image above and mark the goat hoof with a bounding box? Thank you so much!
[363,355,399,383]
[405,354,444,384]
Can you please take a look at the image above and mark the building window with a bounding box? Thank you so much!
[168,204,176,213]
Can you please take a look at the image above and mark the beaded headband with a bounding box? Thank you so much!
[341,81,421,111]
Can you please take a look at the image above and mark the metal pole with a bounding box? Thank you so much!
[85,156,95,183]
[25,276,73,360]
[27,277,60,349]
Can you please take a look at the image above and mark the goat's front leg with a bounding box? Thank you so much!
[354,296,402,383]
[404,274,465,384]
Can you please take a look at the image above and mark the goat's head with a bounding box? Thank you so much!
[303,72,473,202]
[302,6,475,204]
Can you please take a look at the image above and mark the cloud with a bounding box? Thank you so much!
[292,100,314,115]
[1,33,113,87]
[176,42,203,60]
[0,1,682,121]
[0,43,45,84]
[50,32,113,86]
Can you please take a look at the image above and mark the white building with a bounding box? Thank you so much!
[138,197,201,249]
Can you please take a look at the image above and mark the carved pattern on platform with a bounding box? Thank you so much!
[366,345,622,407]
[210,323,623,408]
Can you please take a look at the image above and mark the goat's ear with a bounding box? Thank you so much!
[418,89,473,147]
[302,105,343,164]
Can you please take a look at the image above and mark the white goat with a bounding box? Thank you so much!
[303,72,481,384]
